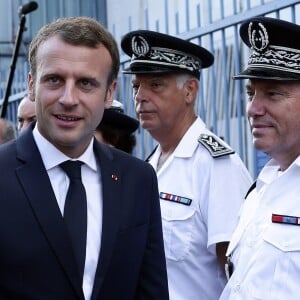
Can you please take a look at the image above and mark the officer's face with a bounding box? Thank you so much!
[17,97,36,132]
[247,79,300,168]
[132,73,197,138]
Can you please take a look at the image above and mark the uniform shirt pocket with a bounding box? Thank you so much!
[264,222,300,251]
[247,223,300,299]
[161,202,196,261]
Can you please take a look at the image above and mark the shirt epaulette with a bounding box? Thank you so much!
[198,134,235,158]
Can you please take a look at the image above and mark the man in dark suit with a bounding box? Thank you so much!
[0,17,168,300]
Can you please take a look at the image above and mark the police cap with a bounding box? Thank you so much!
[235,16,300,80]
[100,100,139,133]
[121,30,214,79]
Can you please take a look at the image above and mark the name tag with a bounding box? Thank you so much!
[160,192,192,206]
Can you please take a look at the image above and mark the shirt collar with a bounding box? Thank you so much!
[33,124,97,172]
[257,156,300,190]
[173,117,206,158]
[151,117,206,163]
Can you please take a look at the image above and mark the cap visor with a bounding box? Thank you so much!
[122,64,189,75]
[234,67,300,81]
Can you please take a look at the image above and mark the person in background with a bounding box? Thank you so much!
[17,94,36,132]
[121,30,252,300]
[94,99,139,154]
[0,17,169,300]
[220,16,300,299]
[0,118,16,144]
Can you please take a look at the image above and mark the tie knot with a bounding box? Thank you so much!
[60,160,83,180]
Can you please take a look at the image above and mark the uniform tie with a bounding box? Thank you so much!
[60,160,87,282]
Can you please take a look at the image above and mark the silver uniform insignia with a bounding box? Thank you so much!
[198,134,235,158]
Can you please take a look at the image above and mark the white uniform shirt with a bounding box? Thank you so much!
[149,117,252,300]
[33,126,102,300]
[220,157,300,300]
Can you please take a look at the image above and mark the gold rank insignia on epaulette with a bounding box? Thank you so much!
[198,134,235,158]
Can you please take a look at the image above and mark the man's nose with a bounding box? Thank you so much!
[59,82,79,106]
[247,93,266,117]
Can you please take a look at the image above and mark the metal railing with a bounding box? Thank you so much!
[1,0,300,177]
[116,0,300,177]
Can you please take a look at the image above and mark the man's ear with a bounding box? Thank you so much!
[105,80,117,109]
[27,73,35,102]
[184,77,199,104]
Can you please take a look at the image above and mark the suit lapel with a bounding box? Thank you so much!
[91,142,122,300]
[15,129,84,299]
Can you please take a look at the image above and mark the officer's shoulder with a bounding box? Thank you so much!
[198,133,235,158]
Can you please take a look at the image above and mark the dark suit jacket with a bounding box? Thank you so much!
[0,126,169,300]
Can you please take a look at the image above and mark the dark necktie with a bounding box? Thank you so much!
[60,160,87,282]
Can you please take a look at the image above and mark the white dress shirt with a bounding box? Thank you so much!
[149,117,252,300]
[220,157,300,299]
[33,126,102,300]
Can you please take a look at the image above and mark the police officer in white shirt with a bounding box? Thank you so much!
[220,16,300,299]
[121,30,252,300]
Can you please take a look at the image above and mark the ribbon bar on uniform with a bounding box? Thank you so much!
[160,192,192,206]
[272,213,300,226]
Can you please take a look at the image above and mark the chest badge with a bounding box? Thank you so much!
[160,192,192,206]
[272,213,300,226]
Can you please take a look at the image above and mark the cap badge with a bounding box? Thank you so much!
[131,35,150,57]
[248,21,269,52]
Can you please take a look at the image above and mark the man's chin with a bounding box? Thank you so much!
[140,120,154,130]
[253,138,271,153]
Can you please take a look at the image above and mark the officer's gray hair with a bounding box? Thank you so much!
[176,73,194,89]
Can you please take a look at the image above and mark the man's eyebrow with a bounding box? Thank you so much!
[81,76,101,85]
